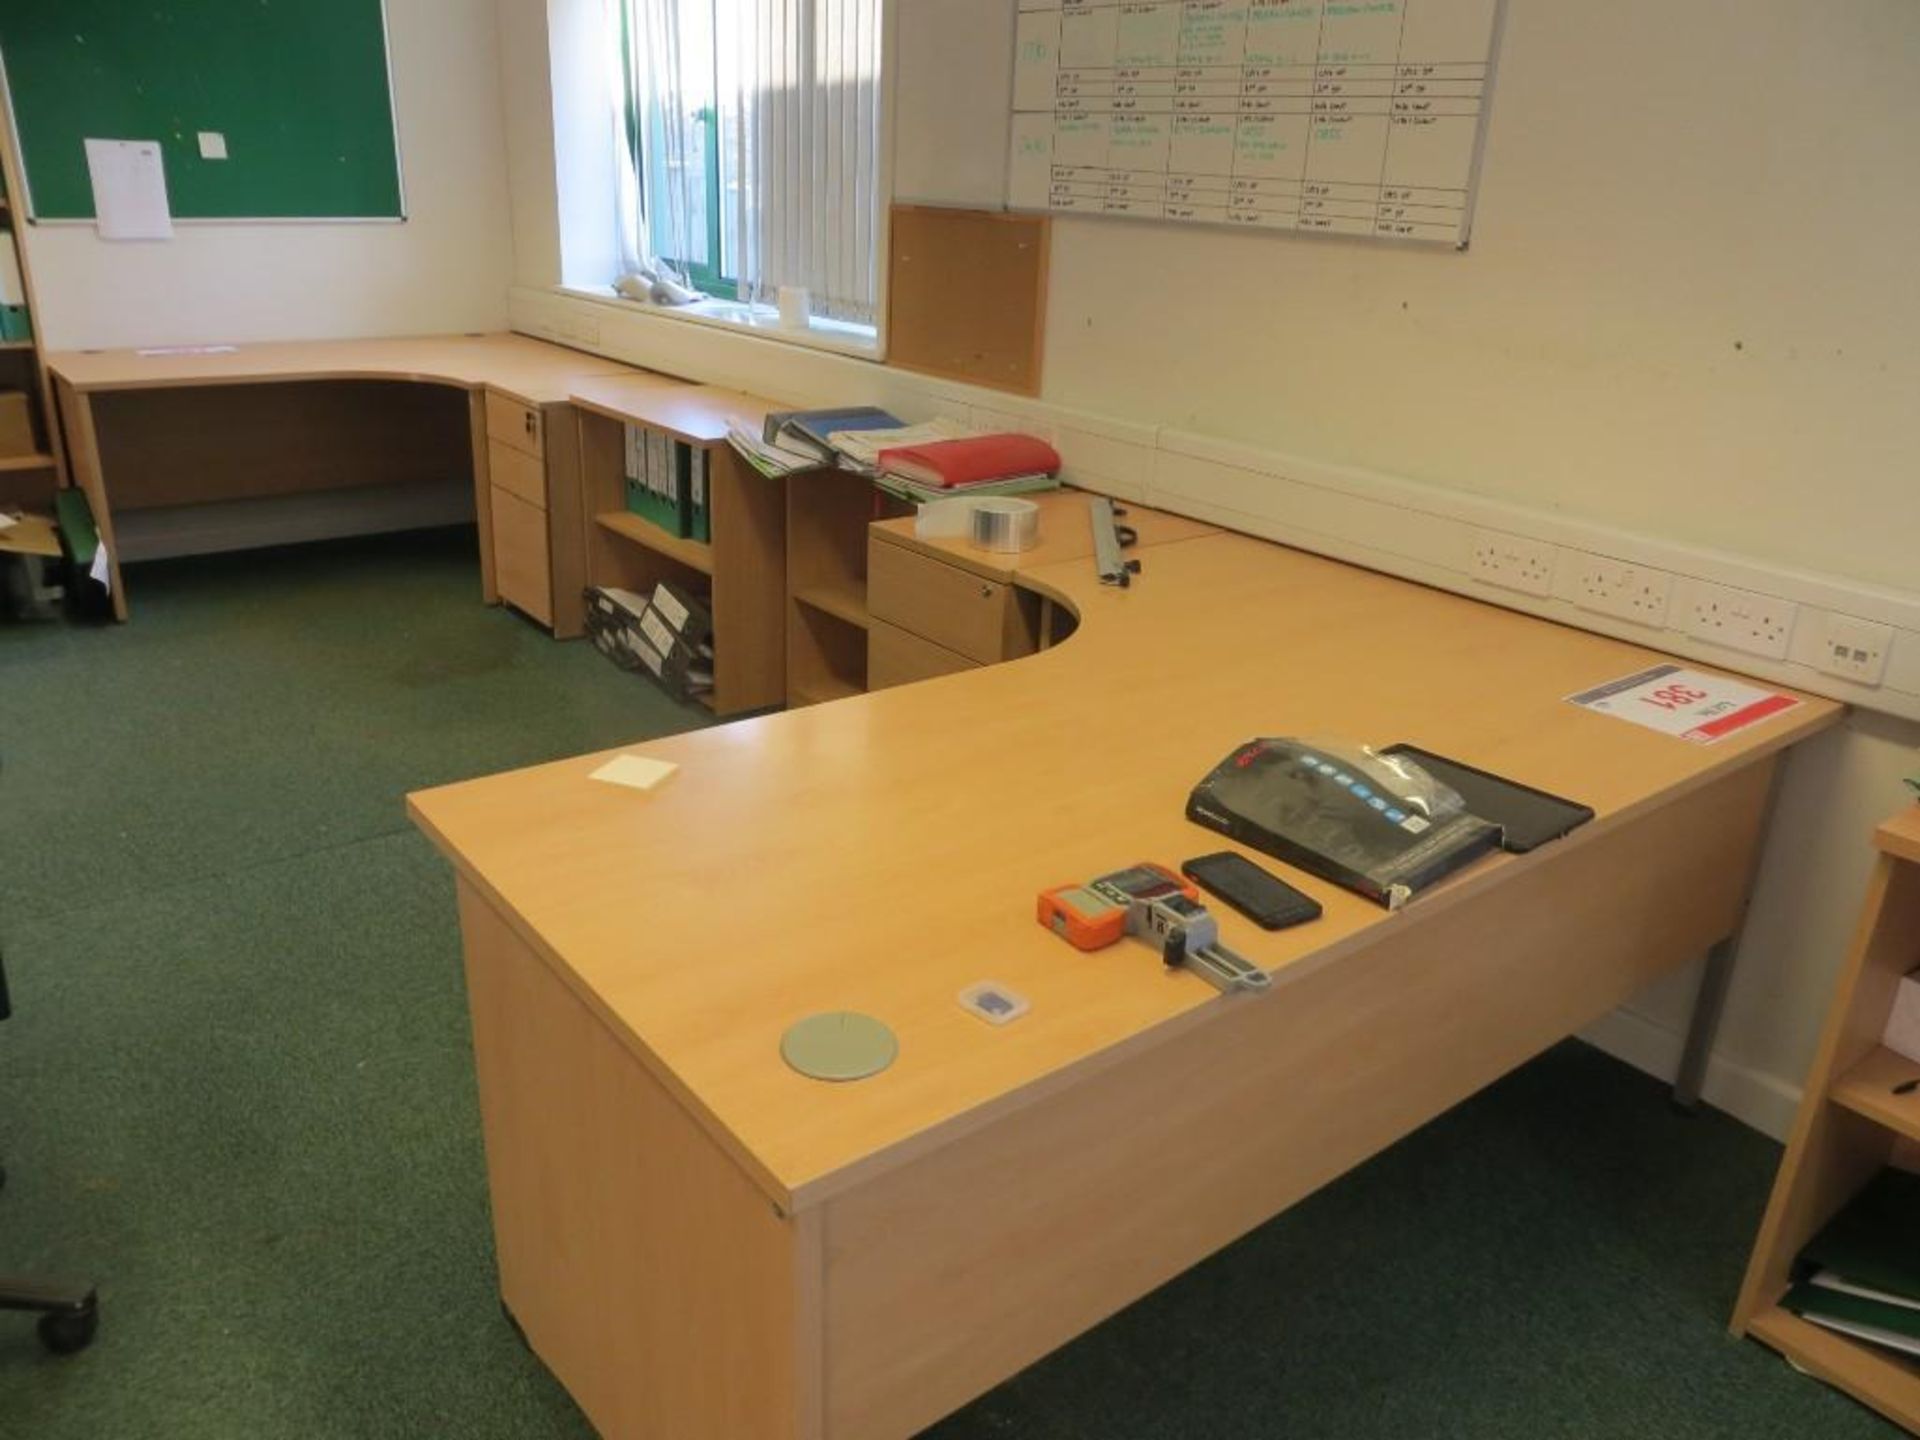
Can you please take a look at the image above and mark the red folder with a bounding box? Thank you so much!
[876,434,1062,489]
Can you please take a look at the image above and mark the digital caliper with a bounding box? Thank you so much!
[1037,862,1271,994]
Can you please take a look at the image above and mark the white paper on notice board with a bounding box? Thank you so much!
[83,139,174,240]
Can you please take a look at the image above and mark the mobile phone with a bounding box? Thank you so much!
[1181,851,1322,931]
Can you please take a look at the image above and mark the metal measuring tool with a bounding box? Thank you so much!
[1037,863,1271,994]
[1089,497,1142,587]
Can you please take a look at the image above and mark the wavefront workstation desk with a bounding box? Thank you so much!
[410,510,1838,1440]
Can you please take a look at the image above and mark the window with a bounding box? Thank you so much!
[612,0,886,332]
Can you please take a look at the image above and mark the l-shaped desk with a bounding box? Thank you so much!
[47,334,642,626]
[409,510,1841,1440]
[46,335,820,715]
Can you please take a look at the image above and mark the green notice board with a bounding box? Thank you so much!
[0,0,403,221]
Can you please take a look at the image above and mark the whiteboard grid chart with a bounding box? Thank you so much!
[1008,0,1503,246]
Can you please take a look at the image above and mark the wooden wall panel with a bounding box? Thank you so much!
[887,205,1049,397]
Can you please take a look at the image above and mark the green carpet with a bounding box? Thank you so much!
[0,529,1897,1438]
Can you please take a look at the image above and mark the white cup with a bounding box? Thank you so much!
[777,286,812,329]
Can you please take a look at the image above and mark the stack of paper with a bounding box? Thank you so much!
[825,418,971,474]
[870,470,1061,506]
[1784,1168,1920,1358]
[762,406,903,465]
[726,399,1067,511]
[727,424,814,479]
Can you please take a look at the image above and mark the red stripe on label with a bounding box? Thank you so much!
[1684,693,1799,743]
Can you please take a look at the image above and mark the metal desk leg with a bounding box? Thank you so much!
[1673,935,1738,1110]
[1672,757,1788,1112]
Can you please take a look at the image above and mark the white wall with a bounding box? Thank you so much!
[13,0,514,350]
[499,0,1920,1138]
[497,0,563,289]
[895,0,1920,595]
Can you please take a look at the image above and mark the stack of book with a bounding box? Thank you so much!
[1784,1167,1920,1360]
[624,426,711,541]
[870,432,1063,505]
[585,581,714,703]
[726,405,902,479]
[721,404,1065,506]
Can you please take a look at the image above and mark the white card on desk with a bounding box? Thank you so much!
[590,754,679,792]
[1567,664,1799,745]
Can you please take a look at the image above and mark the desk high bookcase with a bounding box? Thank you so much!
[1733,806,1920,1432]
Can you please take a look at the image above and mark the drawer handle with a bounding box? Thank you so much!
[979,584,993,599]
[524,414,536,436]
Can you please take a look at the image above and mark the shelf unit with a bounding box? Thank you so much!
[0,101,65,509]
[1732,805,1920,1434]
[595,509,715,577]
[785,468,897,707]
[572,377,786,717]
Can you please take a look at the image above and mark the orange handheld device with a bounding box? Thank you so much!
[1037,863,1194,951]
[1038,863,1271,994]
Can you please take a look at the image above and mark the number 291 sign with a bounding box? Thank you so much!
[1568,664,1800,744]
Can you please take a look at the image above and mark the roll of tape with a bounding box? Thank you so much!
[969,497,1041,554]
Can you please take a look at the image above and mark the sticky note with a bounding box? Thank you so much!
[198,132,228,160]
[589,754,678,792]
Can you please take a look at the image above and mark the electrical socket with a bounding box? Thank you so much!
[1571,552,1672,628]
[1470,529,1556,598]
[1681,581,1798,660]
[1813,612,1892,686]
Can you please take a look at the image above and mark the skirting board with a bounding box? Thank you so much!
[511,284,1920,723]
[113,481,476,563]
[1581,1006,1803,1143]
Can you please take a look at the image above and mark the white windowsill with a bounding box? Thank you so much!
[554,284,884,362]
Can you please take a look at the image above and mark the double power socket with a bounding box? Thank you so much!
[1469,529,1893,685]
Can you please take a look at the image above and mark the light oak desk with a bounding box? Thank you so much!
[410,525,1841,1440]
[865,490,1218,688]
[46,334,640,625]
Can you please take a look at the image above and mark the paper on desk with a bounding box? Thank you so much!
[84,139,173,240]
[0,513,16,532]
[137,344,239,357]
[590,754,678,792]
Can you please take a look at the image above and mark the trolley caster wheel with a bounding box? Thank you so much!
[37,1292,98,1355]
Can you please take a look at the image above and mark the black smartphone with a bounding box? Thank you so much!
[1181,851,1322,931]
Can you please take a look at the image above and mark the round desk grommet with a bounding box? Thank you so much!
[780,1011,899,1082]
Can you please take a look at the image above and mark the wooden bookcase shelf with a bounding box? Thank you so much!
[594,510,715,576]
[785,469,900,708]
[0,103,67,506]
[793,583,870,630]
[1747,1307,1920,1431]
[1830,1045,1920,1141]
[576,402,785,717]
[1732,805,1920,1434]
[790,674,862,708]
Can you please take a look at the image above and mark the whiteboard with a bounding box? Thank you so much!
[1008,0,1505,247]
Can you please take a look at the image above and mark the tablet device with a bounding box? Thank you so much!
[1381,744,1594,855]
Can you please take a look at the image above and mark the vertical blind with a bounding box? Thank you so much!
[615,0,884,327]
